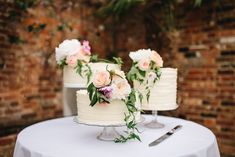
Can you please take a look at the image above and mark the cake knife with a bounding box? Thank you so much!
[149,125,182,147]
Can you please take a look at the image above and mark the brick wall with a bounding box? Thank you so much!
[0,0,235,157]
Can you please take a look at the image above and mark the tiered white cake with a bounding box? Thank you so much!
[134,68,178,111]
[64,63,119,87]
[76,90,140,125]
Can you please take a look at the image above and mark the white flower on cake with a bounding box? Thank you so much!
[55,39,91,67]
[111,79,131,100]
[55,39,81,63]
[129,49,152,62]
[93,71,111,88]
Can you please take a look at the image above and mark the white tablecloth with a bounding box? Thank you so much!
[13,115,220,157]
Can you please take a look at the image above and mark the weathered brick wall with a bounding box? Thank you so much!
[0,0,235,157]
[165,1,235,156]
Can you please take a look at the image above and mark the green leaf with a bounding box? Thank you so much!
[113,57,123,67]
[58,58,67,69]
[138,69,146,77]
[75,60,83,76]
[90,55,99,62]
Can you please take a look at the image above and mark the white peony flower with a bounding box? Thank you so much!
[55,39,81,63]
[129,49,152,62]
[111,79,131,100]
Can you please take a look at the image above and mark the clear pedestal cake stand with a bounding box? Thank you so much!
[145,110,165,129]
[73,117,124,141]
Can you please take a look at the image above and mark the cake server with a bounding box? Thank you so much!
[148,125,182,147]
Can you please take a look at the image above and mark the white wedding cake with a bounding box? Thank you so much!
[76,69,140,126]
[128,49,178,111]
[134,68,178,110]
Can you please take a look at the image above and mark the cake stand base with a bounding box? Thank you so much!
[97,127,120,141]
[145,110,165,129]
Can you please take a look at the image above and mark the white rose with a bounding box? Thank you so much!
[55,39,81,63]
[111,79,131,100]
[129,49,152,62]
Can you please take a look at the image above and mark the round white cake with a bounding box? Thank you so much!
[76,90,141,125]
[134,68,178,111]
[63,63,120,88]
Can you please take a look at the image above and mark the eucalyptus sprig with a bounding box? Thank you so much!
[114,89,141,143]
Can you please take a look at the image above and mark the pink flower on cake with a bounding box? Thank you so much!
[150,51,163,67]
[81,40,91,55]
[111,79,131,100]
[98,86,113,99]
[138,58,150,71]
[66,53,79,67]
[93,71,111,88]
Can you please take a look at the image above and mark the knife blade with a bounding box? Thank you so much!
[149,125,182,147]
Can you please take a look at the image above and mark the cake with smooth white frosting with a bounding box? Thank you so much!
[134,68,178,110]
[63,63,119,88]
[76,90,140,125]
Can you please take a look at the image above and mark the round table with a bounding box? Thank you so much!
[13,115,220,157]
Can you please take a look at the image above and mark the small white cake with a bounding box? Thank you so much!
[63,63,120,88]
[76,90,140,125]
[134,68,178,111]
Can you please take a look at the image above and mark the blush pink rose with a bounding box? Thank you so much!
[137,58,150,71]
[150,51,163,67]
[93,71,111,88]
[66,53,79,67]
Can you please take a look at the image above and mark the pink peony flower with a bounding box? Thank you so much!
[81,40,91,55]
[137,58,150,71]
[150,51,163,67]
[66,53,79,67]
[93,71,111,88]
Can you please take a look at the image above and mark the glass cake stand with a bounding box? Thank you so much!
[145,110,165,129]
[73,117,124,141]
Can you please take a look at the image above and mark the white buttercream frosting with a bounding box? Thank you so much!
[134,68,178,111]
[63,63,120,88]
[76,90,140,125]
